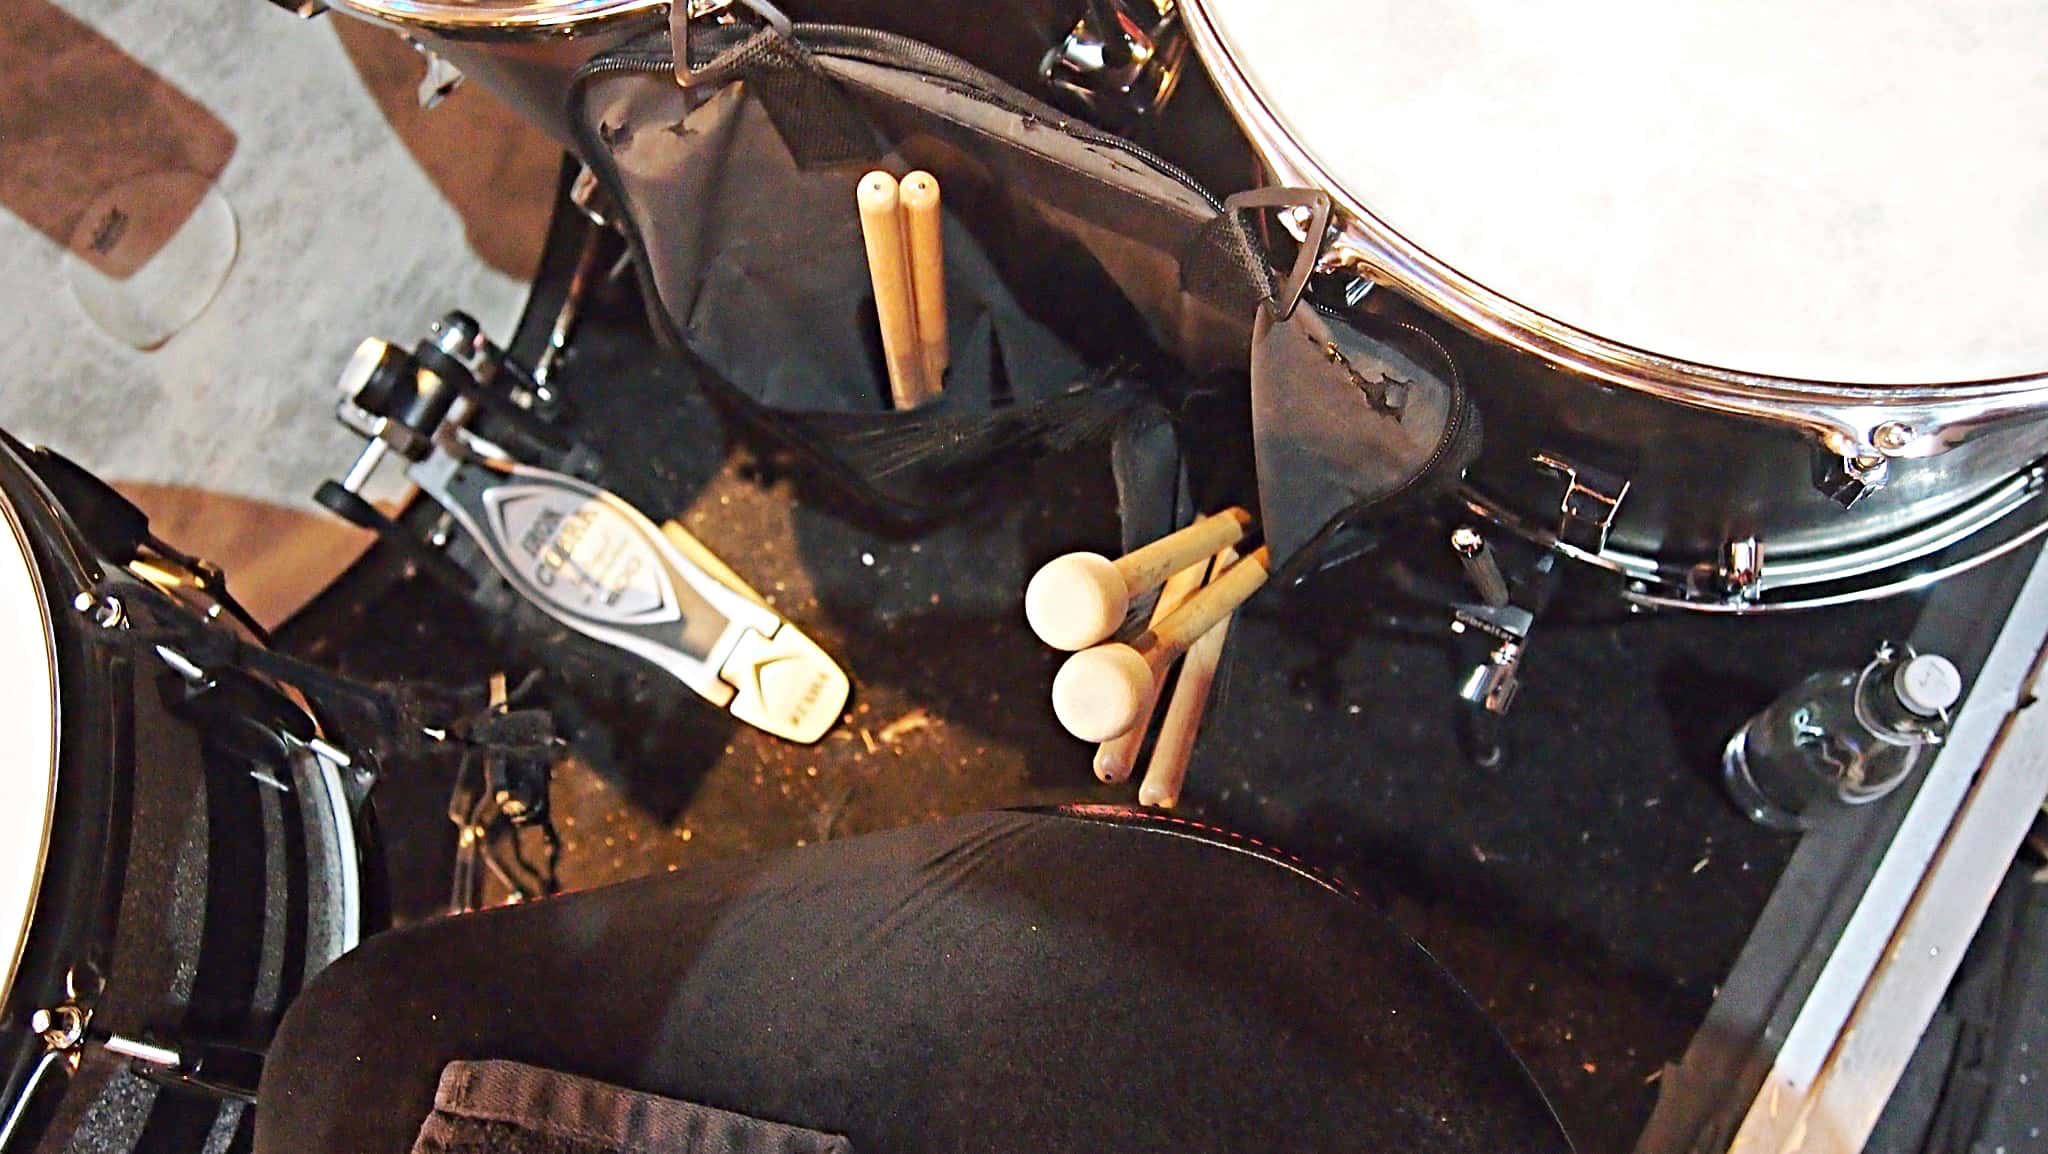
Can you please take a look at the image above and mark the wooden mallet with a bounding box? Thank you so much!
[1052,546,1269,743]
[1138,546,1240,807]
[1092,556,1212,783]
[1025,507,1252,651]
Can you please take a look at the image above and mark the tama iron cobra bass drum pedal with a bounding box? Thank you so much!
[315,312,848,744]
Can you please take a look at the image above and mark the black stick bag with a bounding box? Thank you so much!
[568,22,1477,564]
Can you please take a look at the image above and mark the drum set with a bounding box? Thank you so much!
[11,0,2048,1148]
[281,0,2048,765]
[285,0,2048,618]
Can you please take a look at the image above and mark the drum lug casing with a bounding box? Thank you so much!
[1040,0,1191,127]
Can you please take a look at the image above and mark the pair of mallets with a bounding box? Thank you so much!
[1025,509,1268,807]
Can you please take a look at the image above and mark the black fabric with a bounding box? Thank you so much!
[256,809,1569,1154]
[412,1062,848,1154]
[570,28,1196,519]
[1251,305,1479,582]
[568,24,1471,533]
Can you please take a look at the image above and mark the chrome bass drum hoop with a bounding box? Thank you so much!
[321,0,664,39]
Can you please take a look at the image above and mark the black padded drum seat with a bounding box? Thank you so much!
[256,807,1570,1154]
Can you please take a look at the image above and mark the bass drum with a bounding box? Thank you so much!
[0,431,374,1154]
[313,0,1074,146]
[1168,0,2048,611]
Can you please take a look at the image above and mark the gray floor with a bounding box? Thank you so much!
[0,0,531,526]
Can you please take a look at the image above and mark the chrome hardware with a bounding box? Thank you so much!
[306,736,354,769]
[1458,640,1522,715]
[1871,421,1915,452]
[414,45,465,109]
[1041,0,1190,126]
[265,0,326,17]
[534,210,611,390]
[73,591,125,629]
[30,1004,87,1052]
[568,166,614,230]
[104,1035,184,1068]
[1532,453,1630,553]
[155,645,210,684]
[1468,461,2048,613]
[1451,525,1510,608]
[1712,536,1766,602]
[338,437,391,493]
[428,312,489,374]
[1814,446,1891,508]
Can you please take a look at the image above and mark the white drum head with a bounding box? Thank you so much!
[0,492,58,1008]
[1191,0,2048,385]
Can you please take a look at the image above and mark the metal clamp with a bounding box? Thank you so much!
[1220,187,1333,322]
[1532,453,1631,554]
[671,0,791,87]
[1040,0,1190,126]
[1458,638,1524,717]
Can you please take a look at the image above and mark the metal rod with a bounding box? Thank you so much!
[340,438,389,493]
[105,1035,183,1068]
[1452,526,1511,608]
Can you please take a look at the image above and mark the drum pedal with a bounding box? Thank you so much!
[317,313,849,744]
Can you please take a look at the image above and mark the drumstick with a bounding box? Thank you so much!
[1052,546,1269,742]
[1092,557,1212,783]
[1025,507,1253,651]
[1138,546,1240,807]
[900,171,947,397]
[857,171,927,409]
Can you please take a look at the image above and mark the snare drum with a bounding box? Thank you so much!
[1177,0,2048,610]
[0,433,371,1153]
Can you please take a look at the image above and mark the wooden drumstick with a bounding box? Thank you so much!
[1025,507,1253,651]
[857,171,927,409]
[1138,547,1240,807]
[900,171,947,397]
[1052,546,1269,742]
[1092,557,1212,783]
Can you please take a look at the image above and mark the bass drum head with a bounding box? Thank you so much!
[0,479,57,1023]
[1184,0,2048,386]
